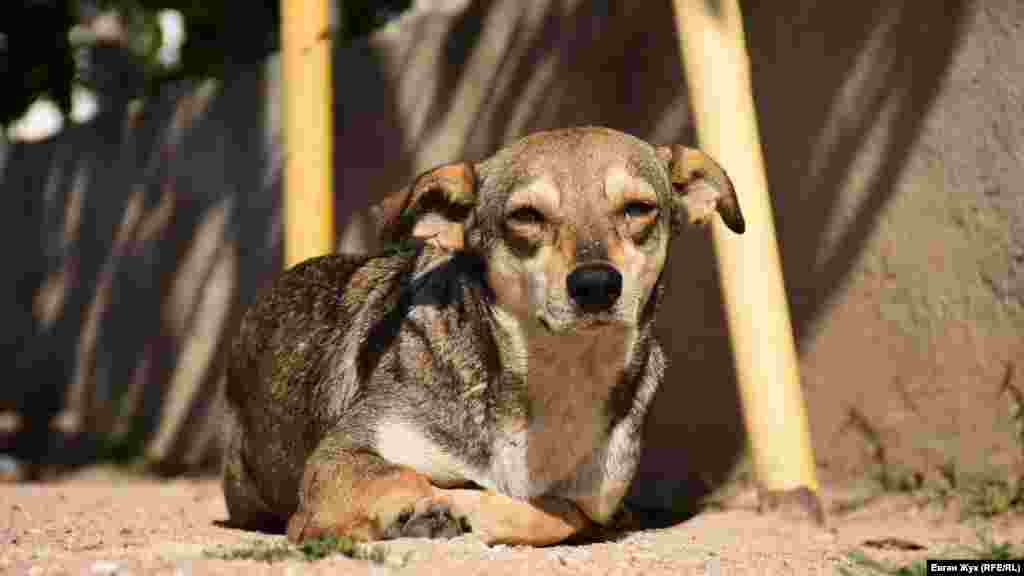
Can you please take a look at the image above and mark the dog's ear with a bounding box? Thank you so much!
[656,145,745,234]
[373,162,478,250]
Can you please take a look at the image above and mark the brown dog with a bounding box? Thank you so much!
[221,126,744,546]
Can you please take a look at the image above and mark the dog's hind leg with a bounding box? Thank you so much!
[221,412,288,533]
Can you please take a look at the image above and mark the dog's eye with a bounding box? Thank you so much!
[507,206,546,225]
[623,201,658,219]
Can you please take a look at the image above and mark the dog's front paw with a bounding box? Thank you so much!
[383,497,469,540]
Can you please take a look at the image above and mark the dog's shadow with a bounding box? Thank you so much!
[212,517,287,535]
[210,515,637,547]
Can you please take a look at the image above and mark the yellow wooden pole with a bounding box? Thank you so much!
[671,0,823,520]
[281,0,335,268]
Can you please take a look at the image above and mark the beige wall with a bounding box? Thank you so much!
[744,1,1023,485]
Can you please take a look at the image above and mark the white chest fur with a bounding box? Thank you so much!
[374,316,648,526]
[374,420,475,488]
[483,316,641,523]
[483,422,632,524]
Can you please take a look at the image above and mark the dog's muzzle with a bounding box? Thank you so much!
[567,263,622,313]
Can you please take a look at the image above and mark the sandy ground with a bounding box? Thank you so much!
[2,467,1022,576]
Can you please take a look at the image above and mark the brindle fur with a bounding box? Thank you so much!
[222,126,744,545]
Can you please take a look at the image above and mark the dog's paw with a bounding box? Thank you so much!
[383,498,470,540]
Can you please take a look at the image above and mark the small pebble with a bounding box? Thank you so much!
[91,560,121,576]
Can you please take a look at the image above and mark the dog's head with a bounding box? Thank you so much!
[374,127,744,334]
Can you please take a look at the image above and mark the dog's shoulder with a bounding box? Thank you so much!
[232,243,485,361]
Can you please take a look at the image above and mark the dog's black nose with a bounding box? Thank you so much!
[567,263,622,313]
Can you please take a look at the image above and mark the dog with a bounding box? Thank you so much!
[221,126,745,546]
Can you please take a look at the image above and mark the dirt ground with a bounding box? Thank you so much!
[1,467,1022,576]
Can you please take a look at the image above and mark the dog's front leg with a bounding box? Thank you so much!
[287,436,466,542]
[437,488,592,546]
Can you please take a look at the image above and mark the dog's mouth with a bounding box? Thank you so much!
[574,315,623,332]
[536,312,625,334]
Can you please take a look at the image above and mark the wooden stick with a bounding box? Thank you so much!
[281,0,335,267]
[671,0,822,515]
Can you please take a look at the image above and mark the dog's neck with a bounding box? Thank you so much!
[488,306,639,480]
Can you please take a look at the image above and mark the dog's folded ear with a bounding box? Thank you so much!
[657,145,745,234]
[373,162,478,250]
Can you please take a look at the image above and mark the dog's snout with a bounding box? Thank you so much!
[567,263,622,313]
